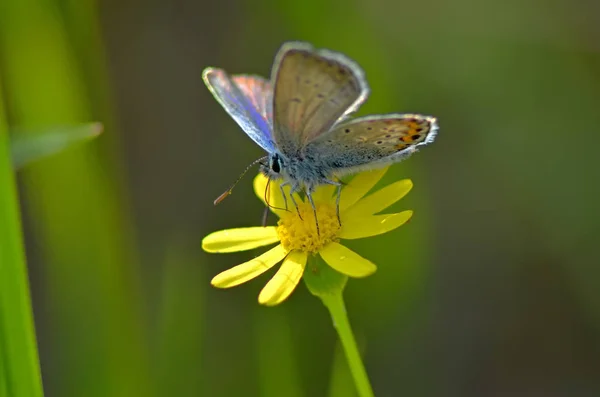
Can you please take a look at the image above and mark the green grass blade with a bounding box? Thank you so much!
[0,0,152,395]
[155,240,206,397]
[254,309,304,397]
[327,343,358,397]
[11,123,103,169]
[0,81,44,397]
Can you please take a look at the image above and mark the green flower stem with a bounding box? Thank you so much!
[303,256,375,397]
[321,292,375,397]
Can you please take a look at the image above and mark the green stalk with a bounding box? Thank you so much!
[321,293,374,397]
[303,256,375,397]
[0,81,44,397]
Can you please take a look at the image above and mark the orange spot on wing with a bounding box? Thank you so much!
[407,121,420,130]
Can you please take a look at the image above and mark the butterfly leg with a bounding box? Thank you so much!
[323,179,343,226]
[305,189,320,236]
[288,184,303,221]
[261,206,269,227]
[278,182,290,212]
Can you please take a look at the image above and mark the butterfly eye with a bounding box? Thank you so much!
[271,154,281,173]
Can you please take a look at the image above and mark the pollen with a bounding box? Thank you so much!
[277,201,341,253]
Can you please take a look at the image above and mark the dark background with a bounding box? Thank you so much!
[1,0,599,395]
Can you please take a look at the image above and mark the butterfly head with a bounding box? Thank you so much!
[260,153,285,180]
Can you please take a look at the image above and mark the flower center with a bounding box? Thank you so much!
[277,201,341,253]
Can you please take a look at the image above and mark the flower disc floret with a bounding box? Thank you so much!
[277,202,341,253]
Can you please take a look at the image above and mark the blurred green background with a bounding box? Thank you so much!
[1,0,600,396]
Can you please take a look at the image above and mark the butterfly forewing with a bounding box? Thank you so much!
[271,43,369,154]
[232,75,273,127]
[306,114,438,175]
[202,68,274,152]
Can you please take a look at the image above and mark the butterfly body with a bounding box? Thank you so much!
[203,42,438,217]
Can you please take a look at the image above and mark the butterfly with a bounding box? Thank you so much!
[203,41,438,227]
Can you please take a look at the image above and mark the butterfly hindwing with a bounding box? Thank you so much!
[271,42,369,154]
[305,114,438,175]
[202,67,275,152]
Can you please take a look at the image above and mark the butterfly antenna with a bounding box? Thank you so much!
[214,156,268,205]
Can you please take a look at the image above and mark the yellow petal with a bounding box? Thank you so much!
[343,179,413,217]
[319,242,376,278]
[312,184,336,203]
[339,211,413,239]
[258,250,307,306]
[253,174,300,218]
[202,227,279,253]
[211,244,287,288]
[338,168,388,213]
[253,173,269,200]
[253,174,286,218]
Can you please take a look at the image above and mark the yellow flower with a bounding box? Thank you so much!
[202,167,413,306]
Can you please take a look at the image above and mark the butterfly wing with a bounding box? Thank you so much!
[203,67,274,152]
[231,75,273,127]
[305,114,438,175]
[270,42,369,154]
